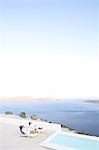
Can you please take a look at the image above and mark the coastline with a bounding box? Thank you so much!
[0,113,98,150]
[0,112,97,137]
[0,99,99,137]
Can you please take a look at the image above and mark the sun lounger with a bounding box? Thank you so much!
[19,125,37,138]
[35,126,45,133]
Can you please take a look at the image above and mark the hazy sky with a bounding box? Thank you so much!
[0,0,98,99]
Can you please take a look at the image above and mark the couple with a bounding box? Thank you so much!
[19,122,44,137]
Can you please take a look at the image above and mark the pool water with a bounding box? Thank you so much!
[50,133,99,150]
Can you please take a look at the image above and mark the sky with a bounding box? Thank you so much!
[0,0,98,99]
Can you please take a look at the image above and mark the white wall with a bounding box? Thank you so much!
[0,115,61,132]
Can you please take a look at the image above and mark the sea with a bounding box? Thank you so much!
[0,99,99,136]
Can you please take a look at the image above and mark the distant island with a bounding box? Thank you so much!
[0,97,33,102]
[0,96,58,102]
[0,97,99,103]
[85,100,99,104]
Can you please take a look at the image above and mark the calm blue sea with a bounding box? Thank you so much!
[0,100,99,136]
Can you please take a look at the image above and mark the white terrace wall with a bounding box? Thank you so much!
[0,115,61,132]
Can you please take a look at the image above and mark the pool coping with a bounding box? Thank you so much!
[40,131,99,150]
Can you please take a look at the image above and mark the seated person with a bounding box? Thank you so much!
[19,125,27,135]
[28,122,36,134]
[28,122,45,133]
[19,125,36,137]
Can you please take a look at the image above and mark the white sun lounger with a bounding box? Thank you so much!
[19,126,38,138]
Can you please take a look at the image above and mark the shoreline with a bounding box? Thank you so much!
[0,112,98,137]
[0,100,99,137]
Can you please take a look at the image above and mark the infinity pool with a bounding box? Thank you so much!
[41,132,99,150]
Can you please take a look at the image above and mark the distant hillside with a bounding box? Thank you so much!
[0,97,57,102]
[85,100,99,104]
[0,97,33,102]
